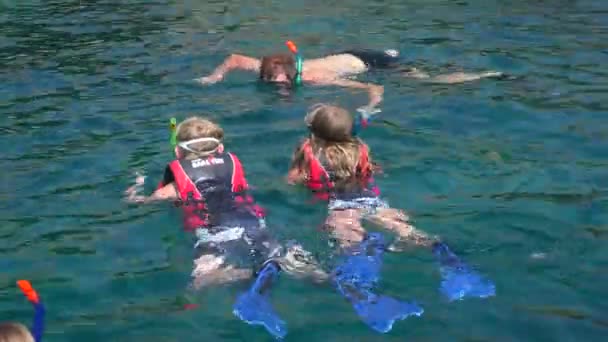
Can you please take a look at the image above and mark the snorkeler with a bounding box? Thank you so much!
[287,104,429,248]
[196,41,503,111]
[124,116,325,338]
[287,104,495,331]
[0,281,45,342]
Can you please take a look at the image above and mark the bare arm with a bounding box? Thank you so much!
[124,175,179,204]
[312,78,384,110]
[195,54,261,85]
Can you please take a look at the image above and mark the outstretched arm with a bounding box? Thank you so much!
[312,78,384,110]
[195,54,261,85]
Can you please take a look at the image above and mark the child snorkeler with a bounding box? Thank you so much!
[287,104,429,249]
[287,104,495,332]
[124,116,325,338]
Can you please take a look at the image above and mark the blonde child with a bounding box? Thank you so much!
[124,116,325,338]
[287,104,431,248]
[287,104,495,305]
[125,116,325,287]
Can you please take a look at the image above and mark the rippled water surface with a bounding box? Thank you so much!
[1,0,608,341]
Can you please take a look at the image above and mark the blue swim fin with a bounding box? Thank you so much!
[433,242,496,302]
[233,261,287,339]
[334,233,423,333]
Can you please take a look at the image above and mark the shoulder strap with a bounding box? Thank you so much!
[169,160,202,201]
[227,152,248,193]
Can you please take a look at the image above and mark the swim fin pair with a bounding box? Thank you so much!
[333,234,496,333]
[232,233,418,338]
[233,233,422,338]
[232,236,496,338]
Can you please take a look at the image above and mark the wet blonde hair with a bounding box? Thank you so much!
[176,116,224,159]
[0,323,34,342]
[290,104,374,184]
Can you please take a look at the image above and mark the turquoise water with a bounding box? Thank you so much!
[2,0,608,340]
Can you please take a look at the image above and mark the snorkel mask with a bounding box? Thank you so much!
[285,40,303,86]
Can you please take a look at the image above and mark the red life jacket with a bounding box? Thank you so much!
[301,140,380,201]
[157,151,265,231]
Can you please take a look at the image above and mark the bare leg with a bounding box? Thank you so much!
[273,244,329,283]
[401,67,431,80]
[428,71,503,84]
[324,209,367,249]
[401,67,503,84]
[190,254,253,290]
[366,208,436,248]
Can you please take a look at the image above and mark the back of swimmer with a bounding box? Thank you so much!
[287,104,496,305]
[287,103,426,248]
[124,116,327,289]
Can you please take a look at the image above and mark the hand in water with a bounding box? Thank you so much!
[124,171,146,203]
[356,106,382,119]
[134,171,145,186]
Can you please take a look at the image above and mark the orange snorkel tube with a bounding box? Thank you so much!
[17,280,45,342]
[285,40,303,85]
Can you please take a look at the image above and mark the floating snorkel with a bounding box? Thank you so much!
[285,40,303,86]
[170,117,177,149]
[17,280,45,342]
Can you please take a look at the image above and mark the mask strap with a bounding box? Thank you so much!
[178,137,221,154]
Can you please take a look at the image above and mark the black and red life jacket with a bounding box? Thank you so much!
[301,140,380,201]
[157,151,265,231]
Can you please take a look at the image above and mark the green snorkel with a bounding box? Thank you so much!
[170,117,177,149]
[285,40,303,85]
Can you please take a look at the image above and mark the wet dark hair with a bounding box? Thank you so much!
[259,54,297,83]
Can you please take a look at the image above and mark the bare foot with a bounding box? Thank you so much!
[277,243,329,283]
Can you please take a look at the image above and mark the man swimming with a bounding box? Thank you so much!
[196,43,503,111]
